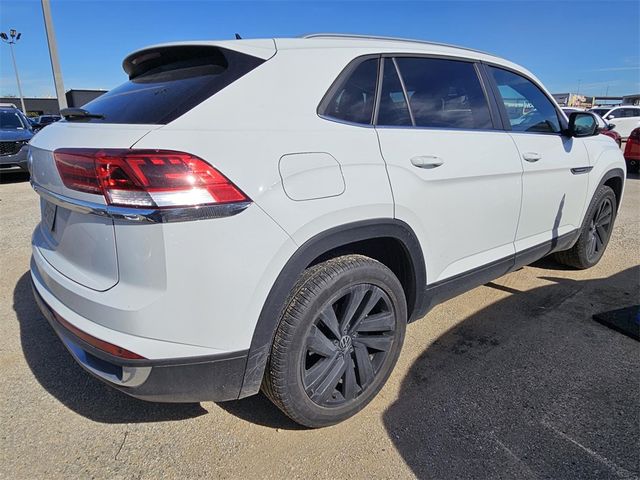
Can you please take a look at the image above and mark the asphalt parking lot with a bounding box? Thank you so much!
[1,173,638,479]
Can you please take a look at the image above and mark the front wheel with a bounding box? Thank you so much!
[262,255,407,428]
[554,185,617,269]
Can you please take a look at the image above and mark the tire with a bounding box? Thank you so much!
[262,254,407,428]
[553,185,617,269]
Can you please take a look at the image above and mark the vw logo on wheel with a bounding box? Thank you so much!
[338,335,352,350]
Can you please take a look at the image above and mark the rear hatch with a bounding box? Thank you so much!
[30,41,274,291]
[30,124,158,291]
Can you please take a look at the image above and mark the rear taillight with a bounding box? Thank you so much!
[54,149,249,208]
[629,129,640,141]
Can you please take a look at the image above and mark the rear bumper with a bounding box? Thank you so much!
[32,281,248,403]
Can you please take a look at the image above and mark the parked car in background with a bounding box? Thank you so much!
[588,106,640,140]
[623,127,640,173]
[563,108,621,147]
[0,106,33,174]
[29,35,626,427]
[32,115,62,132]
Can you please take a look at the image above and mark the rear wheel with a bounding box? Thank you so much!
[262,255,406,428]
[554,185,617,269]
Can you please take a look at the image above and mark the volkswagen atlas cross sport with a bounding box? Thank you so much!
[29,34,625,427]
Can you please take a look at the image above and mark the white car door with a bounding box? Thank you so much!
[486,66,590,254]
[375,57,523,284]
[605,107,640,139]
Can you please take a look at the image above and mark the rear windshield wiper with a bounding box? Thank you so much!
[60,108,104,120]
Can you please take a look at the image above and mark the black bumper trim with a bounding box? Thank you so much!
[32,280,248,403]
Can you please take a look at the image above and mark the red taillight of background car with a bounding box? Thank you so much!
[54,149,250,208]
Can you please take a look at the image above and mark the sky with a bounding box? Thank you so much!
[0,0,639,98]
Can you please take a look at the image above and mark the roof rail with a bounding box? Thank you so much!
[301,33,491,56]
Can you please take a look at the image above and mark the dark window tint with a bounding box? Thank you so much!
[392,57,492,129]
[319,58,378,124]
[590,108,610,117]
[377,59,412,126]
[489,67,560,133]
[78,46,264,125]
[614,108,640,118]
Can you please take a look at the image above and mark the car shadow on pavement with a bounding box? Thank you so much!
[13,272,207,424]
[0,172,30,184]
[383,266,639,479]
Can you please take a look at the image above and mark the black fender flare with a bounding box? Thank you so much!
[238,218,426,398]
[593,167,624,211]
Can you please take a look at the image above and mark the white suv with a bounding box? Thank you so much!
[589,105,640,140]
[29,35,625,427]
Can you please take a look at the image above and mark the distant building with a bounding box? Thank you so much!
[622,94,640,106]
[552,93,595,108]
[0,89,107,116]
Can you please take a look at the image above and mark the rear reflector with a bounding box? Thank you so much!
[54,149,249,208]
[51,309,145,360]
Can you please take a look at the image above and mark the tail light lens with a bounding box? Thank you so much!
[54,149,249,208]
[629,128,640,141]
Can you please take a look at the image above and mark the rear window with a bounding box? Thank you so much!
[78,46,265,124]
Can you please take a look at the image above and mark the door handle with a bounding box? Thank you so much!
[410,155,444,169]
[522,152,542,162]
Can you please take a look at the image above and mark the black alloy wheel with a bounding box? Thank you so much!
[586,197,613,263]
[302,283,397,407]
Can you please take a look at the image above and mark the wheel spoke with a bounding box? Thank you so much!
[596,224,608,245]
[342,355,359,401]
[308,355,346,403]
[348,288,383,334]
[594,229,604,251]
[304,356,334,388]
[354,335,394,352]
[354,343,375,387]
[339,285,368,333]
[597,207,612,225]
[318,305,341,340]
[587,234,596,257]
[596,202,611,224]
[356,311,394,333]
[307,325,337,357]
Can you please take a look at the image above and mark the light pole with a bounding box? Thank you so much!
[41,0,67,110]
[0,29,27,114]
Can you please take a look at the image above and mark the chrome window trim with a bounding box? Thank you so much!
[31,182,251,224]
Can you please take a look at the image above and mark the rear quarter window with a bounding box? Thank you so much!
[78,46,265,125]
[318,57,379,125]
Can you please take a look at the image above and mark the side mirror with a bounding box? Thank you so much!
[568,112,598,137]
[607,123,616,130]
[606,114,615,120]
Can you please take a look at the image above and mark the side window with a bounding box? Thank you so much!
[377,58,412,126]
[390,57,492,129]
[489,66,561,133]
[618,108,639,118]
[319,58,379,125]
